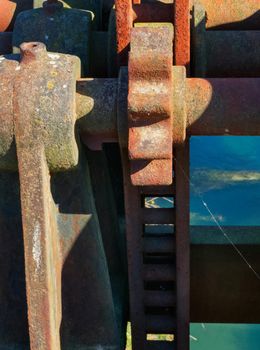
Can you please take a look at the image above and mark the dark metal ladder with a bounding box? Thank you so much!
[122,143,190,350]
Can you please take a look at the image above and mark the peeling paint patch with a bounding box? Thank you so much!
[48,53,60,60]
[32,221,42,274]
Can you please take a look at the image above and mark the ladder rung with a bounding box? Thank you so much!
[143,236,175,254]
[146,314,176,333]
[143,264,175,282]
[144,290,176,308]
[142,208,175,225]
[145,340,175,350]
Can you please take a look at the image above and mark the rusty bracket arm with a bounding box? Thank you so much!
[0,42,80,350]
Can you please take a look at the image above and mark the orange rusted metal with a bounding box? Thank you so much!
[0,0,16,32]
[174,0,190,70]
[0,42,128,349]
[115,0,190,71]
[128,26,174,185]
[199,0,260,29]
[1,42,80,350]
[115,0,176,67]
[115,0,133,66]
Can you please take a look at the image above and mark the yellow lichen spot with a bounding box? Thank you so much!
[50,70,58,77]
[47,80,55,90]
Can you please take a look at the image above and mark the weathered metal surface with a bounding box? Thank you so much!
[1,58,260,169]
[15,129,62,350]
[78,77,260,148]
[76,78,118,149]
[115,0,133,66]
[118,67,146,349]
[12,4,92,76]
[115,0,174,67]
[172,66,187,144]
[0,0,260,344]
[0,43,127,349]
[116,39,189,345]
[118,66,177,349]
[12,42,79,350]
[192,3,260,77]
[34,0,103,29]
[0,0,16,32]
[14,45,61,350]
[197,0,260,29]
[174,0,190,70]
[0,57,18,170]
[15,42,80,170]
[128,27,173,185]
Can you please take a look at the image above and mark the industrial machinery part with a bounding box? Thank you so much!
[115,0,190,68]
[128,27,174,185]
[0,0,106,32]
[12,2,93,76]
[115,0,260,76]
[2,0,260,78]
[12,0,116,77]
[0,1,259,350]
[0,43,127,350]
[1,33,260,347]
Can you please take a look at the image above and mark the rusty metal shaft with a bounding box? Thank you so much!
[77,76,260,148]
[1,65,258,171]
